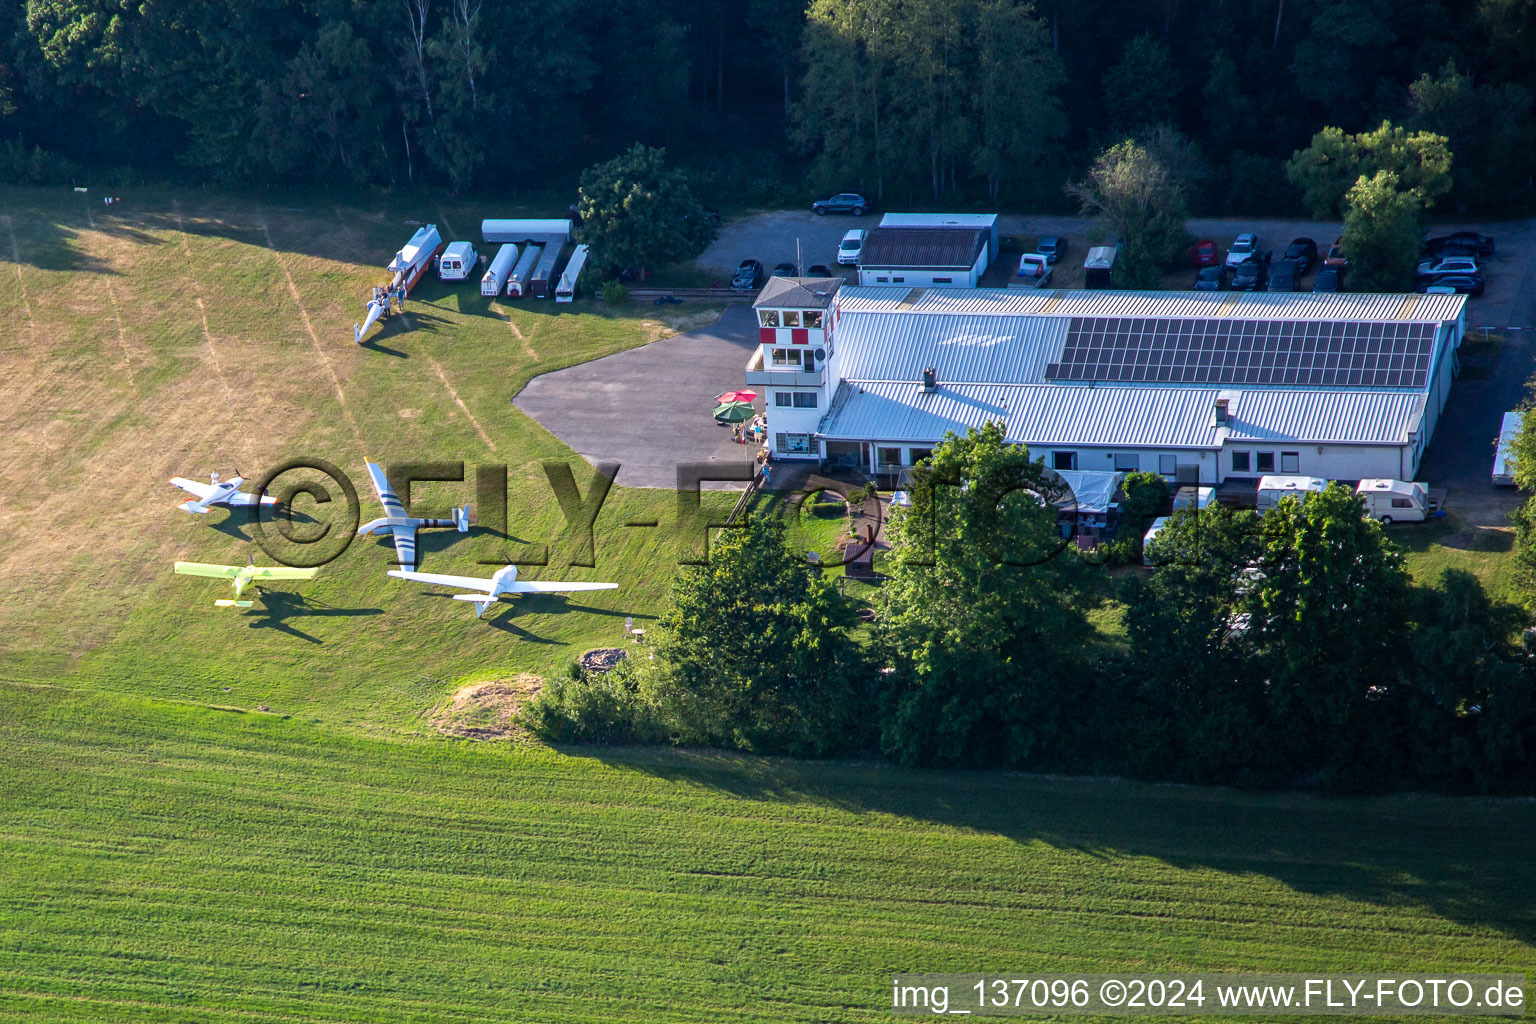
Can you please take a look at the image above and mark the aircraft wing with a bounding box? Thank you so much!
[224,491,279,507]
[504,581,619,593]
[249,566,319,581]
[390,528,416,570]
[364,460,408,519]
[174,561,242,579]
[387,569,493,593]
[170,477,216,500]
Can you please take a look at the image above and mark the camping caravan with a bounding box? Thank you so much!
[1255,475,1327,513]
[1142,516,1171,567]
[556,244,589,302]
[529,243,565,298]
[438,241,477,282]
[481,243,519,297]
[1494,411,1523,486]
[506,244,542,298]
[1356,479,1433,523]
[1083,246,1117,289]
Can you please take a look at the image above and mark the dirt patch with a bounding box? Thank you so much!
[430,674,543,740]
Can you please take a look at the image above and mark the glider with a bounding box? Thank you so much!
[387,565,616,618]
[174,560,319,608]
[357,459,472,570]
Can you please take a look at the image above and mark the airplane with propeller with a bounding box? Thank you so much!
[173,558,319,608]
[169,471,280,515]
[359,459,473,571]
[387,565,617,618]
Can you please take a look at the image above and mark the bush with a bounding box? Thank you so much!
[518,660,664,745]
[601,279,630,304]
[0,141,83,186]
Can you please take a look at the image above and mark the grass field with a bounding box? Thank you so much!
[3,185,1535,1021]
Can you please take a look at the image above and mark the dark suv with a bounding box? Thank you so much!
[1231,253,1269,291]
[731,259,764,290]
[811,193,871,216]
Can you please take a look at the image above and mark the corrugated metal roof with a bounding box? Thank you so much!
[835,287,1467,324]
[818,381,1424,449]
[858,227,988,270]
[834,313,1067,384]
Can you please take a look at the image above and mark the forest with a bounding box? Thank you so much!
[4,0,1534,216]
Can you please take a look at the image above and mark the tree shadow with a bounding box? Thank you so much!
[559,746,1536,948]
[245,590,383,643]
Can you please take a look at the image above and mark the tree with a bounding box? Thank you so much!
[574,144,716,274]
[876,423,1098,767]
[1102,34,1176,134]
[1340,169,1424,291]
[1288,0,1394,124]
[649,515,871,755]
[1065,138,1190,288]
[971,0,1066,203]
[1406,61,1536,214]
[1287,120,1452,220]
[1113,470,1168,559]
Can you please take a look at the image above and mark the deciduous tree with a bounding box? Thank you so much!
[574,144,716,274]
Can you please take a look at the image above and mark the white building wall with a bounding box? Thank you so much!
[1215,442,1414,483]
[857,266,978,288]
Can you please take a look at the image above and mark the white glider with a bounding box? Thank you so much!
[358,459,472,571]
[387,565,617,618]
[170,471,279,514]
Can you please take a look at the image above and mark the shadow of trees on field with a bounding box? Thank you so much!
[563,744,1536,950]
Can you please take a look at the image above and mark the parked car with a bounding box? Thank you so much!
[731,259,764,290]
[805,264,833,278]
[1190,239,1219,267]
[1312,265,1344,292]
[1423,231,1494,257]
[1192,266,1224,291]
[812,193,871,216]
[1323,236,1347,267]
[1037,236,1066,264]
[1016,252,1052,280]
[1231,253,1269,291]
[1266,257,1301,291]
[771,262,798,278]
[1416,256,1481,281]
[837,229,866,265]
[1283,237,1318,274]
[1225,232,1260,269]
[1418,274,1484,297]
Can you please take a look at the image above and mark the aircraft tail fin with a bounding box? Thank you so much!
[453,504,474,532]
[180,500,210,514]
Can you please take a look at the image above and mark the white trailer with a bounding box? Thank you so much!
[482,243,519,297]
[556,244,589,302]
[481,218,572,244]
[355,224,443,343]
[1494,411,1523,486]
[506,244,542,298]
[1256,475,1327,513]
[1356,478,1433,523]
[438,241,478,282]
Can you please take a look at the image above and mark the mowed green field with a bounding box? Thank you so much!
[1,185,1535,1021]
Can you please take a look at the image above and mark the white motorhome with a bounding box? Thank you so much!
[438,241,478,282]
[1172,485,1216,511]
[482,243,519,297]
[1356,479,1431,523]
[1255,475,1327,513]
[1494,411,1523,486]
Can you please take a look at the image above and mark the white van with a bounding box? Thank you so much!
[838,229,865,265]
[438,241,478,281]
[1142,516,1170,567]
[1255,475,1327,513]
[1356,479,1431,523]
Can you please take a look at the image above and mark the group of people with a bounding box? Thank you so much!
[732,414,766,446]
[370,283,408,317]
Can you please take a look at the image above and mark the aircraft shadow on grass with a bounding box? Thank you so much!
[406,589,560,644]
[564,747,1536,948]
[245,591,382,644]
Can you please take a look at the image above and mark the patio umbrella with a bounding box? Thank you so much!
[716,389,758,404]
[714,400,756,423]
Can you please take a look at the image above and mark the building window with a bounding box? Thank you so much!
[792,392,817,408]
[758,310,779,328]
[933,277,952,284]
[770,348,802,367]
[774,392,792,407]
[910,447,933,464]
[1053,451,1078,471]
[877,446,902,469]
[876,276,889,283]
[803,311,823,329]
[1114,453,1139,472]
[1159,454,1177,475]
[892,276,905,283]
[1256,452,1276,473]
[776,433,811,454]
[1232,451,1251,472]
[1280,451,1299,473]
[782,310,801,328]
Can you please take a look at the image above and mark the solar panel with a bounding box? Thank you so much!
[1044,317,1437,388]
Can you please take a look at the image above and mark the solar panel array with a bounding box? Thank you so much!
[1044,317,1437,388]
